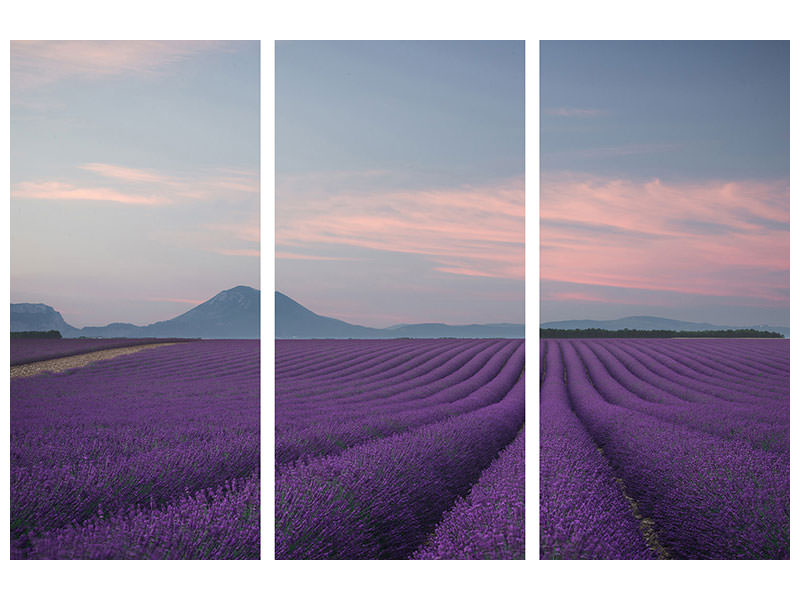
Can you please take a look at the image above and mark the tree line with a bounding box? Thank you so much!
[11,330,62,339]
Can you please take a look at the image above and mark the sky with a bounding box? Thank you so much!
[540,41,789,327]
[276,41,524,328]
[10,41,260,327]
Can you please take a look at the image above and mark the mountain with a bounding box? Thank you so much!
[275,292,376,338]
[541,316,789,338]
[10,286,260,339]
[143,285,259,338]
[276,291,524,339]
[10,303,80,336]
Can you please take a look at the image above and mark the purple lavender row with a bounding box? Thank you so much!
[277,340,518,429]
[16,473,259,559]
[277,340,492,400]
[11,341,259,559]
[275,338,401,368]
[275,339,422,378]
[275,338,410,372]
[276,342,525,464]
[650,339,789,380]
[70,340,258,381]
[10,337,193,366]
[539,338,546,387]
[413,425,524,560]
[602,340,788,413]
[275,367,525,559]
[612,340,788,399]
[628,339,789,389]
[590,340,785,413]
[595,339,787,418]
[277,340,517,423]
[682,338,790,372]
[575,342,788,454]
[561,340,789,559]
[276,340,466,392]
[539,341,655,559]
[592,339,780,406]
[276,340,434,384]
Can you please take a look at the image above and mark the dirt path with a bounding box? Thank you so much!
[10,342,178,379]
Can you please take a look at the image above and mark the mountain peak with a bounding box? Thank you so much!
[11,285,260,339]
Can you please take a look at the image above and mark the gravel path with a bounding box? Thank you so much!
[10,342,178,379]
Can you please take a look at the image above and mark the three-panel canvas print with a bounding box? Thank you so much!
[8,40,789,561]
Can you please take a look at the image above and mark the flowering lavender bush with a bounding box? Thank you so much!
[413,425,524,559]
[540,338,789,560]
[11,340,259,560]
[276,339,525,560]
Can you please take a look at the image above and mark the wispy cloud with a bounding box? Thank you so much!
[13,162,259,258]
[543,107,606,117]
[276,251,364,262]
[277,175,524,280]
[12,181,165,205]
[541,174,789,305]
[11,41,226,92]
[13,163,258,206]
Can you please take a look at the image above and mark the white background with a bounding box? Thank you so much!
[1,1,797,598]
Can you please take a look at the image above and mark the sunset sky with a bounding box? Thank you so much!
[276,41,524,327]
[541,41,789,327]
[11,41,259,327]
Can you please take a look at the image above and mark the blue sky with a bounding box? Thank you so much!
[541,41,789,327]
[11,41,260,326]
[276,41,525,327]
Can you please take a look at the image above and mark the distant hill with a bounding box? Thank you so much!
[276,291,524,339]
[10,304,80,337]
[10,286,260,339]
[541,316,789,338]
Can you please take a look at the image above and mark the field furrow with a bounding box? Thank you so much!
[545,339,789,560]
[276,338,525,560]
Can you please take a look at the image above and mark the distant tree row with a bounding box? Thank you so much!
[540,328,784,339]
[11,330,63,339]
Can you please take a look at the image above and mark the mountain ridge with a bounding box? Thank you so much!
[11,285,260,339]
[276,291,524,339]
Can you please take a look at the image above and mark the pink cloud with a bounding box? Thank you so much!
[276,252,363,262]
[277,175,524,281]
[14,162,259,260]
[13,163,258,207]
[541,174,789,304]
[12,181,165,205]
[11,41,226,91]
[80,163,173,185]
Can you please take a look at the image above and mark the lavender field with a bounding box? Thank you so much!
[540,338,789,560]
[11,340,259,559]
[10,337,192,366]
[275,338,525,560]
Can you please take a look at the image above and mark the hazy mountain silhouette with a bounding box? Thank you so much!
[276,291,524,339]
[11,286,260,339]
[541,316,788,338]
[10,303,80,336]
